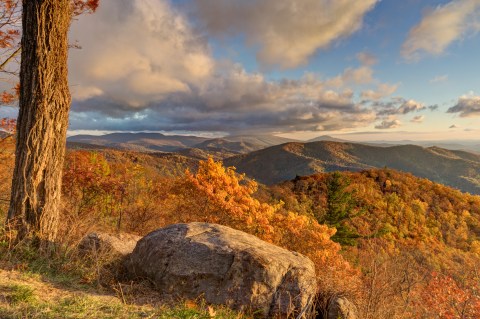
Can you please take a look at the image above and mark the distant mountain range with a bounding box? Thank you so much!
[311,135,480,153]
[68,132,480,155]
[224,141,480,194]
[67,132,209,152]
[363,139,480,153]
[67,133,295,156]
[307,135,350,143]
[66,133,480,193]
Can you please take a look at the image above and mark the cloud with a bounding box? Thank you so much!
[411,115,425,123]
[356,52,378,66]
[375,118,402,130]
[193,0,378,68]
[361,83,398,100]
[402,0,480,60]
[67,0,426,135]
[326,66,375,87]
[69,0,214,107]
[430,75,448,83]
[375,98,427,115]
[69,65,377,133]
[447,94,480,117]
[397,100,427,114]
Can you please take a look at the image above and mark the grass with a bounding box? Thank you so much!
[0,268,247,319]
[0,225,249,319]
[5,284,36,305]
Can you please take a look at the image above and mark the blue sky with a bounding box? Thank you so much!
[3,0,480,140]
[188,0,480,140]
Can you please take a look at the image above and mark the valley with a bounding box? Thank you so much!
[68,133,480,194]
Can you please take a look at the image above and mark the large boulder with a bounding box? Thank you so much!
[126,223,317,318]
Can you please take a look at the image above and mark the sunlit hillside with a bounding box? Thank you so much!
[2,136,479,318]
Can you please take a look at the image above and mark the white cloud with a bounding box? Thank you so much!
[361,83,398,100]
[325,66,375,87]
[193,0,378,68]
[69,0,214,108]
[67,0,424,135]
[402,0,480,60]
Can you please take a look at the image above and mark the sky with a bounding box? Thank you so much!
[3,0,480,141]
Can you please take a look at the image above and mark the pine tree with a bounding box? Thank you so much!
[319,172,362,246]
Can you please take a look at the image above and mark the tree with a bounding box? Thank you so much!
[6,0,98,243]
[319,171,363,246]
[0,0,21,74]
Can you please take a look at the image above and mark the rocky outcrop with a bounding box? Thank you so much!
[327,297,358,319]
[126,222,317,318]
[79,232,141,257]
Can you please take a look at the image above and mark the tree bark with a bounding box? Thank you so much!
[7,0,71,242]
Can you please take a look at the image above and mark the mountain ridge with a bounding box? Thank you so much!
[224,141,480,194]
[67,133,296,154]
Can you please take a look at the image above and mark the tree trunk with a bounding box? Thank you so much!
[7,0,71,243]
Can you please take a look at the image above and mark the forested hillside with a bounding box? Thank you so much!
[1,136,480,318]
[226,141,480,194]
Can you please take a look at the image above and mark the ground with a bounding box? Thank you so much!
[0,268,246,319]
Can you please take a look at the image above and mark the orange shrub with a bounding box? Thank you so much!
[162,158,359,294]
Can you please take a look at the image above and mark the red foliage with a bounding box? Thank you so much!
[72,0,99,16]
[0,0,20,50]
[0,117,15,133]
[417,272,480,319]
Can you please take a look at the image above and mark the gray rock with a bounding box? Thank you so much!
[79,232,141,257]
[126,222,317,318]
[327,297,358,319]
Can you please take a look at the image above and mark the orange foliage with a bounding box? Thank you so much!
[0,130,14,216]
[61,150,171,236]
[185,158,275,238]
[269,168,480,317]
[163,158,358,293]
[60,154,359,294]
[416,272,480,319]
[4,145,480,318]
[273,169,480,257]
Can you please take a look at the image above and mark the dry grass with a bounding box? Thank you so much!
[0,216,250,319]
[0,268,249,319]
